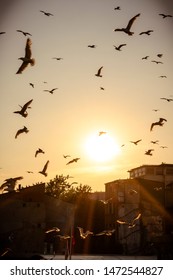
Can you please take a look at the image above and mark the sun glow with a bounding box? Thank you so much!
[85,133,120,163]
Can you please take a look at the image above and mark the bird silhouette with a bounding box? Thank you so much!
[35,148,45,157]
[99,131,106,136]
[16,38,35,74]
[66,158,80,165]
[63,154,71,158]
[160,146,168,149]
[151,60,163,64]
[77,227,93,239]
[100,87,105,90]
[95,229,115,236]
[57,234,71,240]
[15,126,29,138]
[88,44,96,48]
[130,139,142,145]
[145,149,154,156]
[117,213,141,228]
[16,30,32,36]
[95,66,103,77]
[142,56,149,60]
[139,30,153,35]
[44,88,58,94]
[159,13,172,19]
[114,6,121,11]
[160,97,173,102]
[0,31,6,35]
[151,140,159,144]
[39,160,49,176]
[52,57,63,60]
[40,10,53,16]
[113,44,126,51]
[157,53,163,58]
[159,75,167,78]
[29,83,34,88]
[150,117,167,131]
[152,109,159,112]
[13,99,33,118]
[45,227,60,234]
[114,13,140,35]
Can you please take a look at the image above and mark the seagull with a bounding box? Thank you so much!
[100,87,105,90]
[88,44,96,48]
[128,189,138,195]
[160,146,168,149]
[159,75,167,78]
[130,139,142,145]
[63,155,71,158]
[39,160,49,176]
[157,54,163,58]
[77,227,93,239]
[95,229,115,236]
[26,171,34,174]
[145,149,154,156]
[99,131,106,136]
[45,227,60,234]
[15,126,29,138]
[40,10,53,16]
[99,198,112,204]
[139,30,153,35]
[114,13,140,35]
[152,109,159,112]
[142,56,149,60]
[52,57,63,60]
[117,213,141,228]
[114,6,121,11]
[16,38,35,74]
[159,13,172,19]
[160,97,173,102]
[35,148,45,157]
[44,88,58,94]
[95,66,103,77]
[151,60,163,64]
[57,234,71,240]
[16,30,32,36]
[66,158,80,165]
[113,44,126,51]
[150,117,167,131]
[151,140,159,144]
[13,99,33,118]
[29,83,34,88]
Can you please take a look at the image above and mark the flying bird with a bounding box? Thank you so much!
[63,154,71,158]
[151,60,163,64]
[142,56,149,60]
[66,158,80,165]
[29,83,34,88]
[95,66,103,77]
[159,13,172,19]
[16,30,32,36]
[114,13,140,35]
[52,57,63,60]
[95,229,115,236]
[160,146,168,149]
[16,38,35,74]
[100,87,105,90]
[151,140,159,144]
[152,109,159,112]
[44,88,58,94]
[35,148,45,157]
[150,117,167,131]
[139,30,153,35]
[88,44,96,48]
[117,213,141,228]
[39,160,49,176]
[99,198,112,204]
[128,189,138,195]
[160,97,173,102]
[145,149,154,156]
[15,126,29,138]
[130,139,142,145]
[77,227,93,239]
[40,10,53,16]
[99,131,106,136]
[0,31,6,35]
[113,44,126,51]
[157,54,163,58]
[13,99,33,118]
[114,6,121,11]
[45,227,60,234]
[159,75,167,78]
[57,235,71,240]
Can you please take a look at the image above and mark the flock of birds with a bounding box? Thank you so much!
[0,4,172,190]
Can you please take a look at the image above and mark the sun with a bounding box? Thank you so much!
[84,132,120,163]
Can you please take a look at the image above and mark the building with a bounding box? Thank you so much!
[105,164,173,257]
[0,183,74,257]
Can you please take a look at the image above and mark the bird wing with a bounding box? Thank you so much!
[132,213,141,223]
[116,219,127,224]
[42,160,49,173]
[97,66,103,75]
[25,38,32,58]
[22,99,33,112]
[126,13,140,31]
[150,122,155,131]
[16,62,29,74]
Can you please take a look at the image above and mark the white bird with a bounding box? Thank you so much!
[99,198,112,204]
[117,213,141,228]
[16,38,35,74]
[45,227,60,234]
[77,227,93,239]
[95,229,115,236]
[39,160,49,176]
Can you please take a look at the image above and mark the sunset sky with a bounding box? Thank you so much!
[0,0,173,191]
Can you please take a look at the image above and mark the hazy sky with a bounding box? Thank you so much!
[0,0,173,191]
